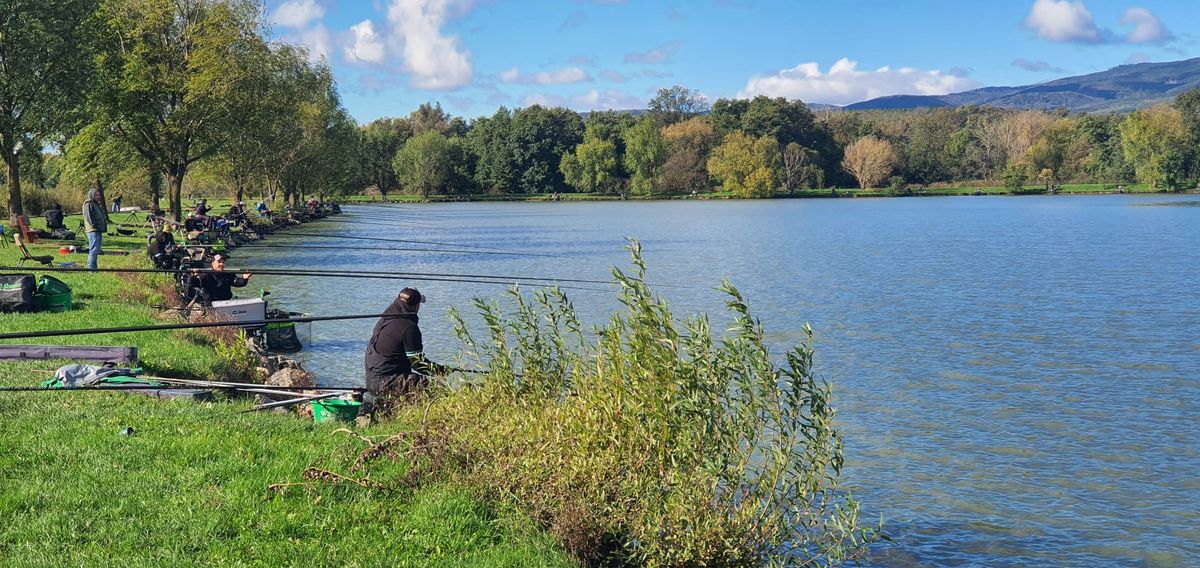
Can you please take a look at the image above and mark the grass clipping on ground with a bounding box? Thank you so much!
[376,241,880,566]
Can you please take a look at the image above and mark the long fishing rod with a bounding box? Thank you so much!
[281,232,559,257]
[0,312,400,341]
[260,267,612,286]
[238,243,547,257]
[0,266,614,292]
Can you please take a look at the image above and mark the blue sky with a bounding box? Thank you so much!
[264,0,1198,123]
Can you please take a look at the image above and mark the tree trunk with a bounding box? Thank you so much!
[166,164,187,221]
[149,169,163,213]
[3,143,22,219]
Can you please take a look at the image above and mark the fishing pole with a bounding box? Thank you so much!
[1,312,427,341]
[0,266,614,292]
[281,232,559,256]
[258,267,612,286]
[238,243,548,257]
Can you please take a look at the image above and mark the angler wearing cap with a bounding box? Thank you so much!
[362,287,446,418]
[185,251,252,304]
[82,187,108,270]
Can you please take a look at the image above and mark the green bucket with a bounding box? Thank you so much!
[312,398,361,423]
[33,275,72,313]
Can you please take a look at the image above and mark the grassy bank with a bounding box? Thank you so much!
[0,213,574,566]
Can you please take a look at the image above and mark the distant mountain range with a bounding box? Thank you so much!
[827,57,1200,113]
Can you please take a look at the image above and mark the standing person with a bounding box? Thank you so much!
[361,287,446,420]
[111,193,123,212]
[82,187,107,270]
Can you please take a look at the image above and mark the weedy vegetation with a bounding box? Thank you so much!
[370,241,880,566]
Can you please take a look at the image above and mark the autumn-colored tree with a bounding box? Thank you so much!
[661,117,716,194]
[707,131,778,198]
[1120,104,1189,190]
[841,136,897,189]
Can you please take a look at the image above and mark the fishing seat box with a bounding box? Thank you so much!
[0,273,36,313]
[209,298,267,329]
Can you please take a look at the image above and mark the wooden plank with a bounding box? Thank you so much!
[0,345,138,364]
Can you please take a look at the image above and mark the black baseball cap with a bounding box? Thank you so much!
[398,287,426,306]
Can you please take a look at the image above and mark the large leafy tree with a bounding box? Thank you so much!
[91,0,263,220]
[560,136,618,194]
[510,105,583,194]
[466,108,518,193]
[393,131,455,197]
[623,117,668,195]
[264,48,350,207]
[1120,104,1189,190]
[0,0,98,217]
[359,117,413,195]
[707,130,778,198]
[647,85,708,127]
[661,117,716,194]
[1174,89,1200,179]
[841,135,897,189]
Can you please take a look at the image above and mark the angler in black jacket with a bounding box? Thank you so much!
[362,287,445,416]
[184,252,252,304]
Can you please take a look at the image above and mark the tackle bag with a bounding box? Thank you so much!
[264,308,303,352]
[0,273,35,313]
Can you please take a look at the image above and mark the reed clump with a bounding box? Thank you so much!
[389,242,879,566]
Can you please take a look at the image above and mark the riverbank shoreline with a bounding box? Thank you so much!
[339,182,1198,204]
[0,205,575,565]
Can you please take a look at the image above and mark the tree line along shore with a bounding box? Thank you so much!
[4,1,1200,222]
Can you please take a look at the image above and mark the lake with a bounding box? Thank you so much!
[239,195,1199,567]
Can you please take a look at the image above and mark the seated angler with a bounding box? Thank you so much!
[360,287,447,421]
[147,226,180,269]
[185,251,252,304]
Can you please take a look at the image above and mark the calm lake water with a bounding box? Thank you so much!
[240,196,1199,567]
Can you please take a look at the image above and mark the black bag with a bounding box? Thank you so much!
[264,309,303,352]
[45,208,64,230]
[0,273,36,313]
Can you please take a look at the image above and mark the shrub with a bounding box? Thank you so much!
[386,242,878,566]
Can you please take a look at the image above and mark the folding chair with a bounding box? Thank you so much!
[14,234,54,268]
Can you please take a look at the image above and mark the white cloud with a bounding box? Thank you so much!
[624,41,681,64]
[1023,0,1107,44]
[499,66,591,85]
[522,93,567,108]
[571,89,643,110]
[296,24,333,63]
[271,0,325,29]
[387,0,474,90]
[737,58,981,106]
[344,20,386,64]
[1120,7,1173,45]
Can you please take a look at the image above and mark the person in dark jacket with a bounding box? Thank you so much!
[186,252,251,304]
[147,227,180,269]
[361,287,445,418]
[82,187,107,270]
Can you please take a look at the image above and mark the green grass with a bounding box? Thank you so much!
[0,213,575,567]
